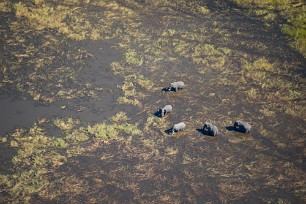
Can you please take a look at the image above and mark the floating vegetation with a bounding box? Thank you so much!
[0,0,142,104]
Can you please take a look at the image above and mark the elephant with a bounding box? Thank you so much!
[168,81,185,92]
[160,105,172,117]
[172,122,186,134]
[234,120,251,133]
[203,122,218,136]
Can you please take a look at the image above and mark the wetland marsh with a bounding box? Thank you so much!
[0,0,305,203]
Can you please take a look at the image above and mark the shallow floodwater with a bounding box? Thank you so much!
[0,0,305,203]
[0,41,122,135]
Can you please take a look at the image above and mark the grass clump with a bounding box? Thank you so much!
[2,127,66,201]
[0,137,7,143]
[117,96,142,107]
[135,74,155,90]
[53,117,80,131]
[247,87,258,100]
[125,49,144,66]
[198,6,210,15]
[111,111,129,122]
[192,44,230,72]
[110,62,134,75]
[0,117,93,202]
[117,73,154,107]
[260,107,276,117]
[144,115,170,134]
[65,128,89,143]
[243,57,277,84]
[253,58,275,72]
[14,2,67,31]
[88,112,142,139]
[88,123,118,139]
[282,12,306,56]
[240,56,305,120]
[10,170,48,201]
[0,1,12,12]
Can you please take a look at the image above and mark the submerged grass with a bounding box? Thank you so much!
[0,112,142,202]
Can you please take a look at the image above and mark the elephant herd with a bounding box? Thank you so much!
[158,81,251,136]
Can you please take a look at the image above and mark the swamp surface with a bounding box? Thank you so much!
[0,0,305,203]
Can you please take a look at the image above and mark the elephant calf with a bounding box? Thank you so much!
[160,105,172,117]
[172,122,186,134]
[203,122,218,136]
[234,120,251,133]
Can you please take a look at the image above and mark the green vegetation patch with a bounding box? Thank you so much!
[0,0,142,104]
[0,112,142,203]
[13,0,138,41]
[0,1,12,12]
[232,0,306,57]
[53,117,80,131]
[87,122,141,140]
[125,49,144,66]
[144,115,170,135]
[236,57,306,120]
[0,21,99,104]
[117,72,155,107]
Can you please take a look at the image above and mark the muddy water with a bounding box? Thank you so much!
[1,0,306,203]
